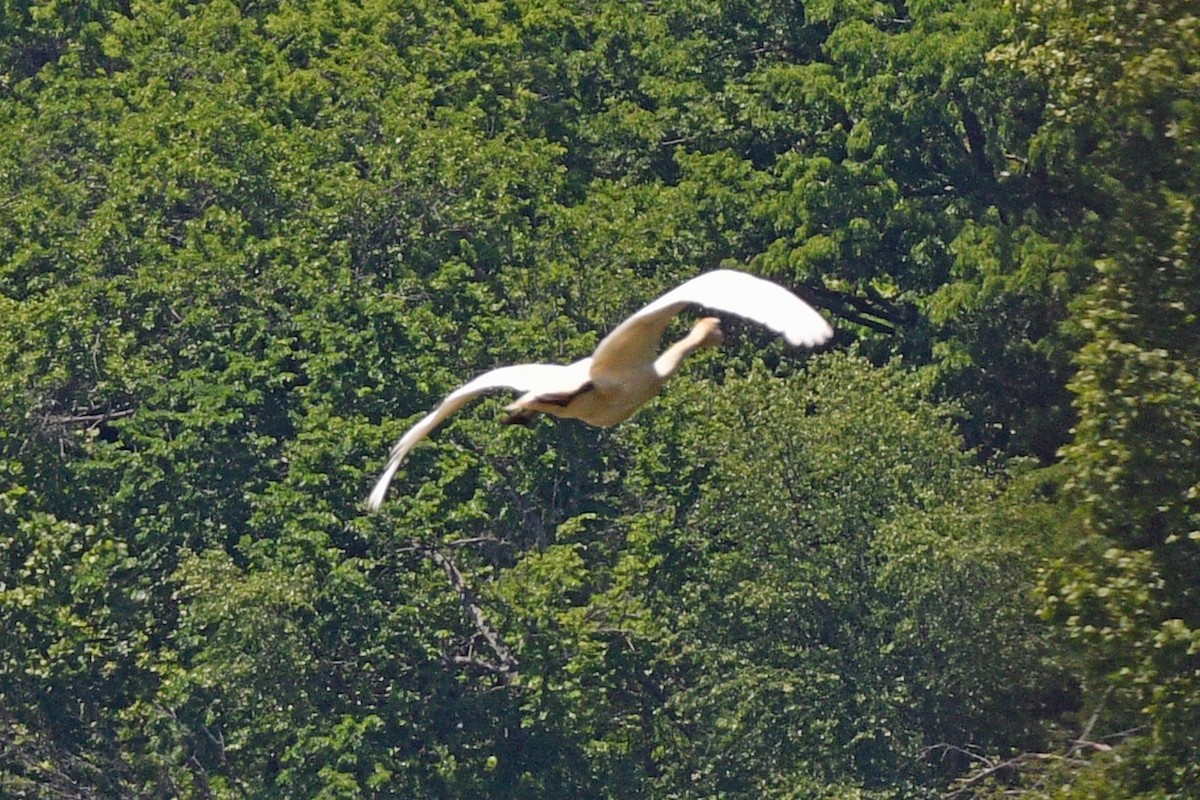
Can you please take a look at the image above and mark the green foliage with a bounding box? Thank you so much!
[987,0,1200,794]
[1,0,1196,797]
[0,0,122,89]
[620,355,1056,797]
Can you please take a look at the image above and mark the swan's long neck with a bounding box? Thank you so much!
[653,319,721,379]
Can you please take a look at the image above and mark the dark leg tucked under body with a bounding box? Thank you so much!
[499,382,595,426]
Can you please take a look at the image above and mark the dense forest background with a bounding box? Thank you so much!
[1,0,1196,797]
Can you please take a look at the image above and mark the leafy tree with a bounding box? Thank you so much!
[613,354,1060,797]
[986,0,1200,794]
[2,0,1191,796]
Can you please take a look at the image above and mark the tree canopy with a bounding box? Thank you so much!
[1,0,1196,797]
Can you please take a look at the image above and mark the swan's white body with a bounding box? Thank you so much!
[367,269,833,510]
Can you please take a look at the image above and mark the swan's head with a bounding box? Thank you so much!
[691,316,725,349]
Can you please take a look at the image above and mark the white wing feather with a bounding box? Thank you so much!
[590,269,833,377]
[366,362,588,511]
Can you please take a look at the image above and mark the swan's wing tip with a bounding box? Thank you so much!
[365,487,388,512]
[676,269,834,349]
[783,318,835,348]
[366,461,401,511]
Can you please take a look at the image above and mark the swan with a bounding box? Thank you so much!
[367,269,833,510]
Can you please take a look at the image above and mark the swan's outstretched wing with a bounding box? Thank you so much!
[590,269,834,377]
[367,363,587,510]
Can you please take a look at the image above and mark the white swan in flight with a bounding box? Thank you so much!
[367,269,833,510]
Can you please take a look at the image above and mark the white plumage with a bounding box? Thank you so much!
[367,269,833,510]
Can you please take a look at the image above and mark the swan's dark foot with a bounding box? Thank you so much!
[501,409,535,426]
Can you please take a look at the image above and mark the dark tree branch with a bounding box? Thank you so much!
[953,93,995,182]
[804,285,917,334]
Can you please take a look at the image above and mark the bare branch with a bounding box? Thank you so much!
[930,697,1150,800]
[427,547,519,683]
[921,742,993,767]
[43,407,136,428]
[1069,686,1111,757]
[447,655,517,676]
[944,752,1089,799]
